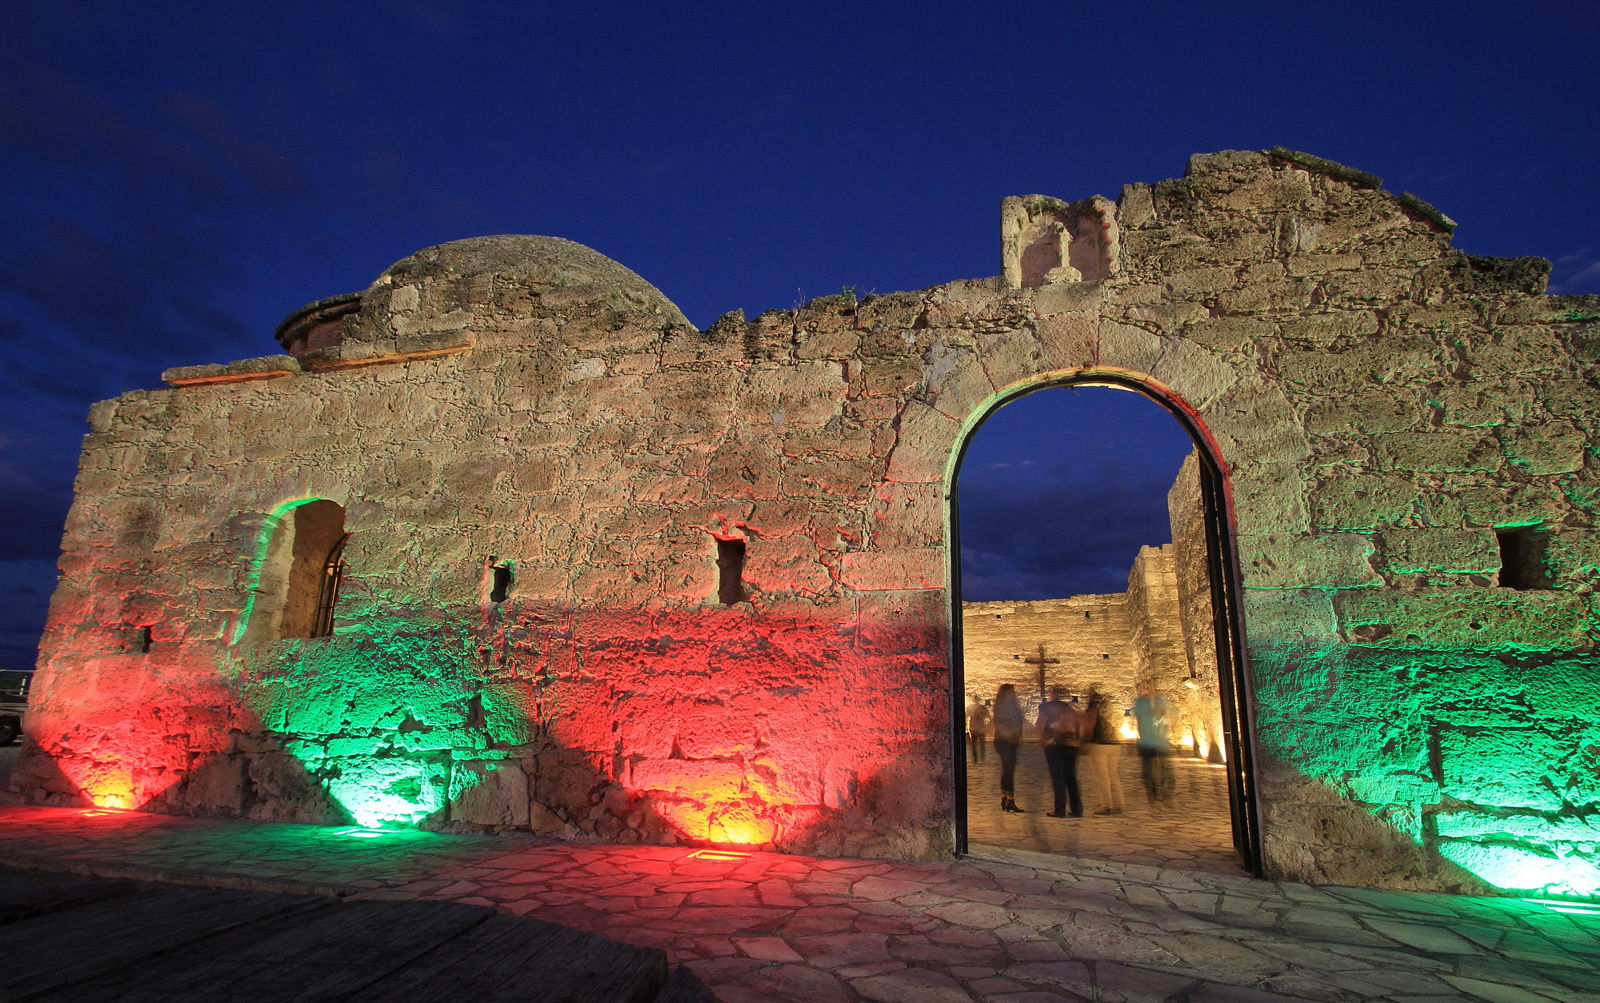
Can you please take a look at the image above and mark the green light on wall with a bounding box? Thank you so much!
[299,746,447,828]
[238,602,536,831]
[1441,842,1600,900]
[1248,617,1600,901]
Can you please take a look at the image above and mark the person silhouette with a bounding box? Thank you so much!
[993,684,1025,813]
[1085,687,1126,815]
[1132,678,1174,800]
[1037,685,1084,818]
[967,695,991,763]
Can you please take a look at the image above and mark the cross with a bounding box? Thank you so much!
[1023,642,1059,702]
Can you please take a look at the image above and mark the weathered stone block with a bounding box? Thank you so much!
[975,327,1046,392]
[1237,532,1381,590]
[921,342,995,421]
[840,550,942,591]
[1203,379,1310,465]
[1497,420,1588,475]
[1304,389,1422,436]
[450,759,530,827]
[1436,728,1567,810]
[1096,320,1164,372]
[869,481,943,550]
[1334,588,1591,651]
[1239,588,1338,644]
[1309,470,1419,531]
[1457,480,1570,529]
[1180,315,1275,354]
[884,401,959,484]
[1374,430,1503,475]
[1546,530,1600,586]
[1376,528,1499,576]
[1230,462,1311,536]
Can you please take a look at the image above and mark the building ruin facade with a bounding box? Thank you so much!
[18,149,1600,899]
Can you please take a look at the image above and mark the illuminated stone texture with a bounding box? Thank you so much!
[19,151,1600,896]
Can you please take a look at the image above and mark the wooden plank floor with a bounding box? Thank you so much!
[0,868,697,1002]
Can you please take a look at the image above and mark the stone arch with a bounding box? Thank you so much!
[944,369,1263,873]
[237,499,350,642]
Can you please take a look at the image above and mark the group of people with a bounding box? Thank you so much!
[970,680,1172,819]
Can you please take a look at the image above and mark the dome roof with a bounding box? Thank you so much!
[370,234,690,328]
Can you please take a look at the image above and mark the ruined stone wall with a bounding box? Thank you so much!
[22,151,1600,897]
[1167,452,1224,757]
[1106,151,1600,895]
[1124,545,1186,686]
[1124,544,1209,750]
[961,596,1138,722]
[19,237,953,858]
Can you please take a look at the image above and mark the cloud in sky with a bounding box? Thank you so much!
[1550,251,1600,295]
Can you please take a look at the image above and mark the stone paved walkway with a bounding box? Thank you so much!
[966,743,1240,876]
[0,804,1596,1002]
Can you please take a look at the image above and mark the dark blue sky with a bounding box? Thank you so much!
[958,386,1195,602]
[2,1,1597,666]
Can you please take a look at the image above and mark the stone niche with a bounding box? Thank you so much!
[18,150,1600,899]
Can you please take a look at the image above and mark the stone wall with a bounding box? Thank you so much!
[1125,545,1188,691]
[961,594,1139,724]
[1168,452,1225,758]
[20,150,1600,898]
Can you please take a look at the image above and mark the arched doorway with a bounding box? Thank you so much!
[950,375,1261,875]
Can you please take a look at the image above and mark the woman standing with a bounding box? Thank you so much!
[1085,687,1126,815]
[993,684,1025,813]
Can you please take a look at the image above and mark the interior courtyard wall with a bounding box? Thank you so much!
[1166,452,1225,757]
[1123,545,1189,691]
[961,596,1139,724]
[20,150,1600,897]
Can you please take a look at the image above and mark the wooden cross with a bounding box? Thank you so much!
[1023,642,1059,702]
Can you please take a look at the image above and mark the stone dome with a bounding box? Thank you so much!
[370,234,691,328]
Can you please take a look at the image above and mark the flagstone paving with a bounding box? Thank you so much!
[0,804,1595,1001]
[966,742,1241,876]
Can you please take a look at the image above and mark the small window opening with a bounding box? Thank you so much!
[120,624,152,653]
[1101,652,1110,659]
[240,499,350,642]
[490,563,513,604]
[1496,526,1553,590]
[716,537,746,605]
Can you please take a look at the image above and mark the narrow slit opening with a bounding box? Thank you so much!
[716,537,746,605]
